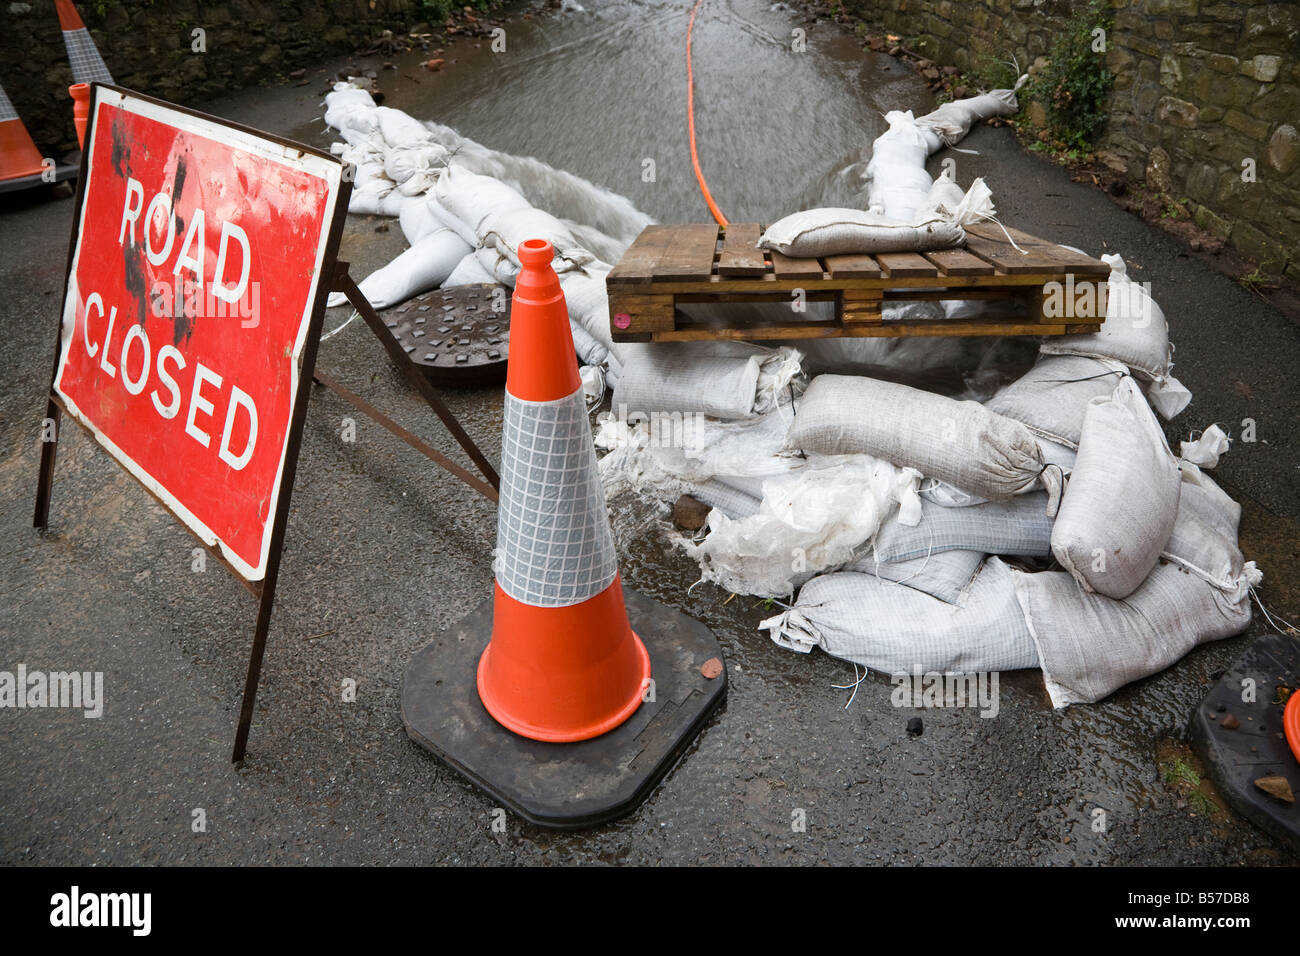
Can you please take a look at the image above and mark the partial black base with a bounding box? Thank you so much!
[1189,633,1299,850]
[401,585,726,829]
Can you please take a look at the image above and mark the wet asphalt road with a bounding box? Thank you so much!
[2,2,1298,865]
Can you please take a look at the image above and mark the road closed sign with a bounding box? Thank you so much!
[51,87,346,581]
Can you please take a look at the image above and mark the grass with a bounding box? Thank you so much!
[1161,756,1200,789]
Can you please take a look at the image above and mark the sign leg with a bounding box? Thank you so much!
[231,579,273,763]
[33,400,61,531]
[335,267,500,491]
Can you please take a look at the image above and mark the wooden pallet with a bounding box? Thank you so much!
[606,222,1109,343]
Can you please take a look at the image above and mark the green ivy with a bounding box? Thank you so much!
[416,0,494,20]
[1027,0,1114,151]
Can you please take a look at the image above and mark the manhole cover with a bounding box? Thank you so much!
[380,284,510,388]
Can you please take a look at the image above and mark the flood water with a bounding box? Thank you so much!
[292,0,935,225]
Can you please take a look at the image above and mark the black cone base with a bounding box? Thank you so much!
[1189,633,1300,850]
[401,584,727,829]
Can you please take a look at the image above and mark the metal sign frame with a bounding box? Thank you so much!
[34,84,498,761]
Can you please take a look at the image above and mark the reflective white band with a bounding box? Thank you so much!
[0,84,21,124]
[494,388,617,607]
[63,29,114,86]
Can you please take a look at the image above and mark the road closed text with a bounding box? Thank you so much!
[74,178,260,472]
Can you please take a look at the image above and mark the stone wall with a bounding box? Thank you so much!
[0,0,425,156]
[844,0,1300,279]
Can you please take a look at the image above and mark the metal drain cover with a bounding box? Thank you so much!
[380,284,510,388]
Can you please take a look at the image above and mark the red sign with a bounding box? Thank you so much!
[52,89,344,580]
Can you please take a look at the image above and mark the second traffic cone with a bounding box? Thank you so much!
[0,81,47,183]
[69,83,90,149]
[55,0,115,86]
[476,238,651,742]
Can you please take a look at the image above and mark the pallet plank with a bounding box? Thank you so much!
[962,234,1058,275]
[655,223,721,281]
[769,250,824,280]
[825,254,882,279]
[924,248,995,276]
[841,289,883,324]
[970,223,1110,276]
[877,252,939,278]
[606,224,677,284]
[716,223,767,277]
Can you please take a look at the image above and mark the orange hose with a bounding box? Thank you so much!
[686,0,728,228]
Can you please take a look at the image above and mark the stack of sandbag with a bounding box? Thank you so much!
[760,362,1259,707]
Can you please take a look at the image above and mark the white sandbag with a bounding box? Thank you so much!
[325,228,473,309]
[1180,424,1230,469]
[915,85,1021,143]
[443,250,497,287]
[475,246,521,285]
[399,197,445,244]
[985,354,1128,448]
[323,85,379,134]
[788,375,1056,507]
[613,345,760,421]
[612,342,801,421]
[847,548,984,604]
[375,106,434,149]
[1050,378,1181,599]
[433,165,532,245]
[1036,436,1078,474]
[558,267,617,356]
[384,143,449,196]
[864,110,935,220]
[871,493,1054,564]
[569,318,613,370]
[1040,254,1191,419]
[1162,462,1256,598]
[680,454,920,597]
[761,558,1039,673]
[757,207,965,258]
[1014,561,1254,707]
[685,478,762,520]
[480,205,594,272]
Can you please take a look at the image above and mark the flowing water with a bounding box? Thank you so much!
[293,0,934,225]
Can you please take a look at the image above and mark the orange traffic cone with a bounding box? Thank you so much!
[475,238,651,742]
[55,0,114,86]
[0,81,47,184]
[69,83,90,149]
